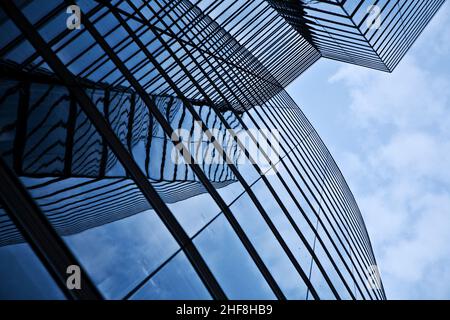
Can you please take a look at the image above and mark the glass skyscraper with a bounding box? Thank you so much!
[0,0,444,300]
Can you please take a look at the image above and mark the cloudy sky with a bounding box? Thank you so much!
[288,2,450,299]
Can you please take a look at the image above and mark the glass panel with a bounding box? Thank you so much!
[130,252,211,300]
[228,192,309,299]
[194,215,275,299]
[0,205,65,300]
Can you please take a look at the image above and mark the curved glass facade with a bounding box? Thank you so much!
[0,0,443,300]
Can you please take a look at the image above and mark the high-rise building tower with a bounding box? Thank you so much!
[0,0,444,300]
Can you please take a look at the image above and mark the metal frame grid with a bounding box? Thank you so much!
[270,0,446,72]
[0,0,439,300]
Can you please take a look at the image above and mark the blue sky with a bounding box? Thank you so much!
[288,2,450,299]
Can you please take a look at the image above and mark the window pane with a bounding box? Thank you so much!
[130,252,211,300]
[194,215,275,299]
[0,205,65,300]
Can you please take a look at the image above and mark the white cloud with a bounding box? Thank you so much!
[330,57,450,132]
[328,3,450,299]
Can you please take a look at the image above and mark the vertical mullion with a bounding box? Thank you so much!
[64,94,77,176]
[126,92,136,152]
[13,81,30,175]
[100,89,110,176]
